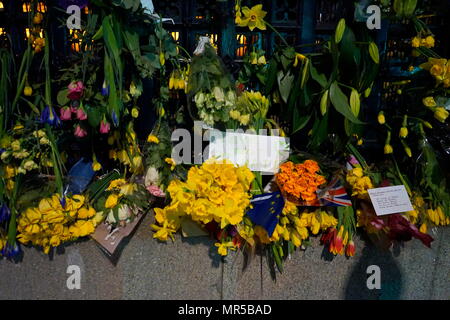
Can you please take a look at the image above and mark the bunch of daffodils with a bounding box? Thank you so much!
[17,194,101,254]
[254,201,338,249]
[420,57,450,88]
[152,159,254,241]
[346,167,374,199]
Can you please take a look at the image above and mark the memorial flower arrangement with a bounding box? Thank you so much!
[16,194,100,254]
[0,0,447,283]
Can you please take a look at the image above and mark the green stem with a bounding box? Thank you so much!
[265,22,289,47]
[392,156,412,195]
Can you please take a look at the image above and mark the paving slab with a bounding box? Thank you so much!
[119,214,223,300]
[0,211,448,300]
[228,227,449,300]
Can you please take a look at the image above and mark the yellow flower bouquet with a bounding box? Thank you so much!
[17,194,100,254]
[151,159,254,242]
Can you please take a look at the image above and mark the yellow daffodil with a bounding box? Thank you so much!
[147,134,160,144]
[239,114,251,126]
[92,158,102,171]
[165,157,176,171]
[434,107,449,123]
[131,107,139,118]
[107,178,127,191]
[105,193,120,209]
[423,96,437,107]
[229,110,241,120]
[411,36,421,48]
[23,160,38,171]
[399,127,408,138]
[215,240,236,256]
[120,183,137,196]
[384,144,393,154]
[24,86,33,96]
[425,35,435,48]
[238,4,267,31]
[377,111,385,124]
[293,53,306,67]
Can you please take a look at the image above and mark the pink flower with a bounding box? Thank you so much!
[76,108,87,120]
[67,81,85,100]
[99,120,111,134]
[60,107,72,121]
[146,185,165,198]
[74,125,87,138]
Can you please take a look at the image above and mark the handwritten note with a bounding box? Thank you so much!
[368,185,413,216]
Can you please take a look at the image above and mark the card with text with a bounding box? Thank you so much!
[368,185,414,216]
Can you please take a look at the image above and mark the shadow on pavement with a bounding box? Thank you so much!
[344,237,403,300]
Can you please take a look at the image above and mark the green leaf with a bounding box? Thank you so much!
[57,89,70,106]
[87,107,102,127]
[349,89,360,117]
[335,19,346,44]
[277,71,294,104]
[292,107,311,134]
[369,42,380,64]
[320,90,329,116]
[309,64,327,88]
[300,58,310,89]
[329,82,365,124]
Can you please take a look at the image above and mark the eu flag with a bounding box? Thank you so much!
[246,192,285,237]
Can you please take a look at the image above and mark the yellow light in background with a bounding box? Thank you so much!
[0,2,4,11]
[205,33,218,50]
[0,28,5,36]
[195,16,204,20]
[236,34,247,57]
[25,27,31,39]
[84,6,89,14]
[22,2,31,12]
[69,29,82,52]
[37,2,47,13]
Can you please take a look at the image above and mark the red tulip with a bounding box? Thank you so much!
[60,107,72,121]
[76,108,87,121]
[99,120,111,134]
[74,125,87,138]
[345,240,356,257]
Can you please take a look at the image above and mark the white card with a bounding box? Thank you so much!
[368,185,414,216]
[207,131,290,174]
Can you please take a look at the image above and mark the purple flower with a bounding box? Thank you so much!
[0,203,11,223]
[101,80,110,97]
[2,241,21,259]
[0,148,5,155]
[40,106,61,127]
[112,111,118,126]
[60,196,67,208]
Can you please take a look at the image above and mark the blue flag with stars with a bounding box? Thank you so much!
[246,192,285,237]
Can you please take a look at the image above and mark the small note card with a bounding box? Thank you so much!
[207,131,290,174]
[368,185,414,216]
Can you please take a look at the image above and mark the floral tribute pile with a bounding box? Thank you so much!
[0,0,448,281]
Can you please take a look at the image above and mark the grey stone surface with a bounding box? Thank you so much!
[0,212,448,300]
[119,214,223,300]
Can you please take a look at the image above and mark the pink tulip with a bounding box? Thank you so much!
[146,185,165,198]
[76,108,87,121]
[74,125,87,138]
[60,107,72,121]
[67,81,85,100]
[99,120,111,134]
